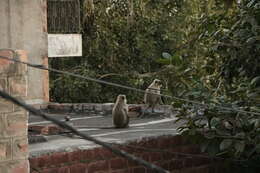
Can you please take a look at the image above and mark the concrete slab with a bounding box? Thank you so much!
[29,104,182,157]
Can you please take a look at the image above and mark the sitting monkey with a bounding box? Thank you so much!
[112,94,129,128]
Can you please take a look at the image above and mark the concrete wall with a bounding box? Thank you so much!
[0,0,49,104]
[0,50,29,173]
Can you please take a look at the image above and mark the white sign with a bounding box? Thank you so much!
[48,34,82,57]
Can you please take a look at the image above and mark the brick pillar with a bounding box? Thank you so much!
[0,50,29,173]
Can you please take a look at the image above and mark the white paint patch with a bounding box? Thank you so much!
[48,34,82,57]
[29,116,103,125]
[25,99,44,105]
[91,129,177,137]
[129,118,177,127]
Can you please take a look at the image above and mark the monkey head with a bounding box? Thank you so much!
[152,79,163,88]
[117,94,127,104]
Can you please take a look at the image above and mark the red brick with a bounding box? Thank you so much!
[0,139,12,161]
[110,157,128,170]
[29,157,39,169]
[138,153,150,162]
[162,151,176,160]
[168,159,184,170]
[149,152,163,162]
[70,163,87,173]
[92,147,109,160]
[179,168,195,173]
[160,136,175,149]
[194,165,210,173]
[42,167,60,173]
[57,167,70,173]
[183,157,193,167]
[191,157,211,167]
[69,150,84,162]
[37,155,53,168]
[170,135,186,146]
[111,169,132,173]
[13,137,28,159]
[179,145,200,154]
[154,161,169,171]
[121,146,137,154]
[51,152,69,165]
[131,166,146,173]
[99,148,116,159]
[88,160,109,173]
[81,149,95,161]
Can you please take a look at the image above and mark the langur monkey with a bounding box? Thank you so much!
[140,79,163,117]
[112,94,129,128]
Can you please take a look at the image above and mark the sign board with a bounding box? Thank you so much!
[48,34,82,57]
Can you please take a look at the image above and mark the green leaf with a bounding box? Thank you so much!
[247,92,260,98]
[255,144,260,153]
[235,141,245,153]
[251,76,260,86]
[210,117,220,128]
[162,52,172,59]
[235,132,246,139]
[220,139,233,151]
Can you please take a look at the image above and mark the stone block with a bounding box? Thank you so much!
[0,50,28,77]
[8,76,27,97]
[0,114,6,138]
[0,78,8,92]
[0,139,12,162]
[5,111,28,137]
[0,50,15,76]
[8,160,29,173]
[83,104,94,111]
[13,98,27,112]
[0,99,13,113]
[15,50,28,76]
[13,137,28,159]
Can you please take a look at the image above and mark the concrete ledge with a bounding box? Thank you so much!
[46,102,175,117]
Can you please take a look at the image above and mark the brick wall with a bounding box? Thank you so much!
[0,50,29,173]
[29,135,220,173]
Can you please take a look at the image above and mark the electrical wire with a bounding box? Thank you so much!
[0,89,169,173]
[0,50,260,116]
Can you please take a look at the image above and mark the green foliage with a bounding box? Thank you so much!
[173,0,260,170]
[49,0,260,169]
[50,0,185,103]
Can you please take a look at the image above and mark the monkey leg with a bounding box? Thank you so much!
[138,105,151,118]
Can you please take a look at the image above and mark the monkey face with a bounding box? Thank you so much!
[117,94,127,103]
[153,79,162,88]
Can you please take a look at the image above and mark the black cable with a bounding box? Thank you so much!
[0,89,169,173]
